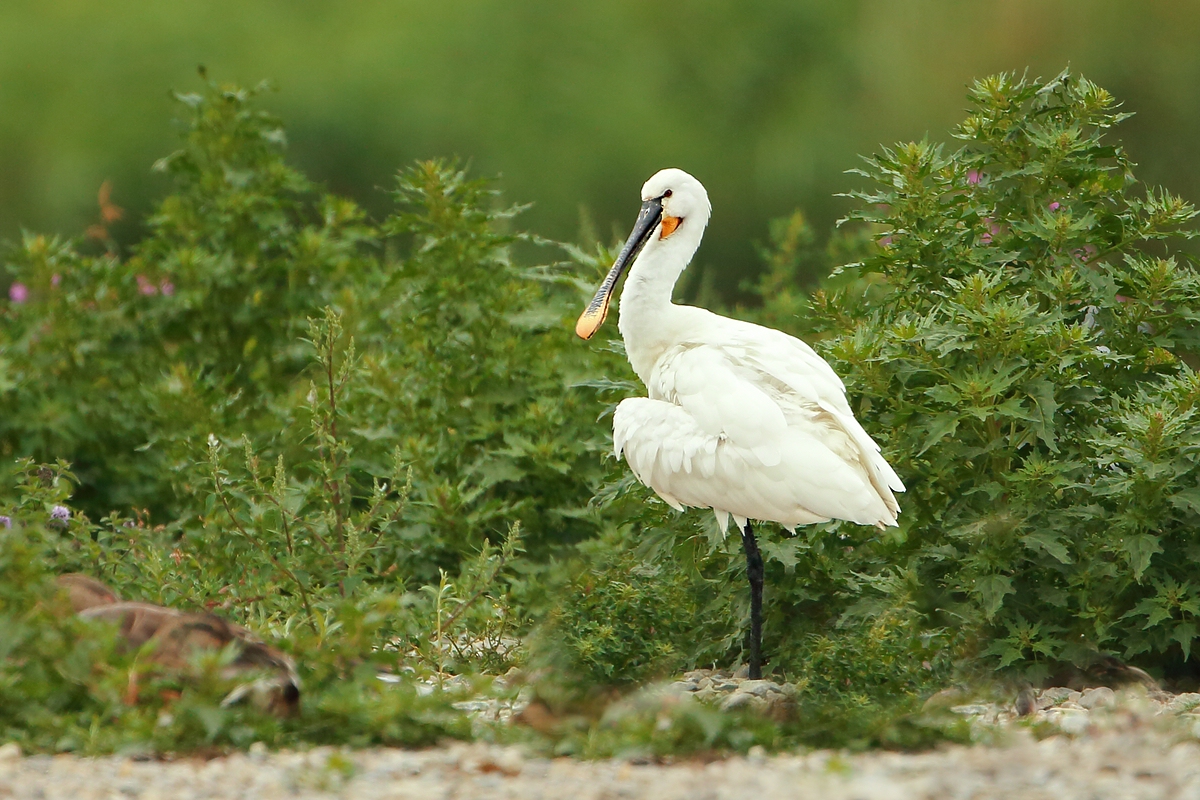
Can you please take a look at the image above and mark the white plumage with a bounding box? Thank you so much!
[579,168,903,535]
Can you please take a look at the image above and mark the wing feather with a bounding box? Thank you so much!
[611,309,904,530]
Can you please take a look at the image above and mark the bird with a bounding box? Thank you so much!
[575,168,905,679]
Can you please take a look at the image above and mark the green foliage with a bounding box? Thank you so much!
[568,691,784,760]
[352,162,619,573]
[756,69,1200,682]
[0,461,471,754]
[0,77,614,753]
[0,79,371,514]
[536,532,700,687]
[11,66,1200,758]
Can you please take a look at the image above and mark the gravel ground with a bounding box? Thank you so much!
[3,733,1200,800]
[5,686,1200,799]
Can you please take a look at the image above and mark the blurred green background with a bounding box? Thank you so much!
[3,0,1199,296]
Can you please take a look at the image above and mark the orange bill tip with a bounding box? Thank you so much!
[575,302,609,339]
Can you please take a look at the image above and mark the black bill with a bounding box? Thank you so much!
[575,196,664,339]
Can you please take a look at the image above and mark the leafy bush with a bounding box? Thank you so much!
[536,531,699,687]
[0,76,627,753]
[0,80,370,515]
[755,69,1200,683]
[0,461,474,755]
[0,77,620,567]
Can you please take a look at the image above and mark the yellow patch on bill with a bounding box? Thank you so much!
[575,302,609,340]
[660,215,682,238]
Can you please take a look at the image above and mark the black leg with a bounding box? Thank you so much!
[740,522,764,680]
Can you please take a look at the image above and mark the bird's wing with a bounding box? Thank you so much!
[615,329,901,529]
[705,315,906,500]
[613,395,832,531]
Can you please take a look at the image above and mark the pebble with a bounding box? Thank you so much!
[719,692,766,713]
[739,680,781,698]
[1047,707,1091,734]
[1080,687,1116,709]
[1168,693,1200,713]
[667,670,794,719]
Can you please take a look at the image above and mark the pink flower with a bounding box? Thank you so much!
[1048,201,1060,211]
[51,273,61,287]
[8,283,27,303]
[980,218,1001,244]
[136,275,158,296]
[967,170,982,185]
[160,280,175,296]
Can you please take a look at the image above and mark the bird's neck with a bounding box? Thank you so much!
[617,234,698,386]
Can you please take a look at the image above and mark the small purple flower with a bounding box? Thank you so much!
[967,170,982,185]
[136,275,158,296]
[1048,201,1060,211]
[160,280,175,296]
[8,283,28,303]
[50,505,70,522]
[51,273,61,288]
[0,516,11,530]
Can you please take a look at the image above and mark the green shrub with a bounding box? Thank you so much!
[0,75,626,752]
[755,69,1200,682]
[0,460,474,754]
[0,76,622,569]
[536,531,700,687]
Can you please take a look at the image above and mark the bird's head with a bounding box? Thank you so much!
[576,168,710,339]
[639,168,711,238]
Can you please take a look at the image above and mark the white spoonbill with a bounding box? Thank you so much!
[575,168,905,679]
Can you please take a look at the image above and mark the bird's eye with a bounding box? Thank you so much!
[663,189,673,198]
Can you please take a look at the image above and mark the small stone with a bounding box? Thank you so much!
[922,687,966,711]
[711,681,738,694]
[1168,693,1200,714]
[1038,687,1072,708]
[1048,707,1090,735]
[949,703,995,718]
[732,664,750,679]
[720,693,766,713]
[747,745,767,764]
[1080,687,1116,710]
[739,680,780,697]
[0,743,21,760]
[668,681,698,694]
[248,742,268,762]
